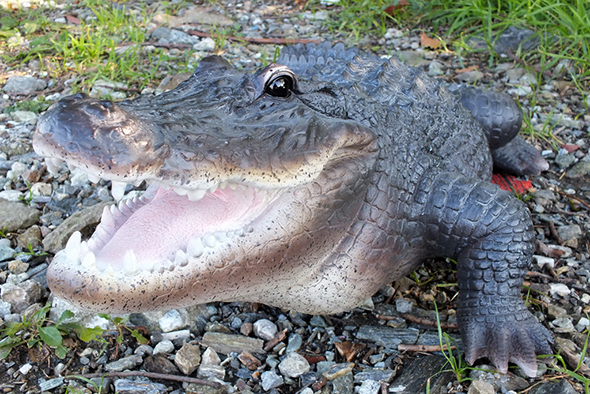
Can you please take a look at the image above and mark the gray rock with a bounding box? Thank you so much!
[389,356,454,393]
[528,378,577,394]
[356,325,419,349]
[261,370,283,391]
[534,189,556,205]
[174,342,201,375]
[558,224,582,242]
[0,199,42,232]
[198,347,225,380]
[354,369,395,382]
[38,378,64,391]
[358,380,381,394]
[493,26,546,55]
[0,238,14,261]
[396,298,413,313]
[286,333,303,353]
[278,352,310,378]
[310,315,327,327]
[42,202,110,253]
[427,61,444,76]
[567,161,590,178]
[16,225,42,249]
[114,379,168,394]
[153,340,175,354]
[0,300,12,318]
[253,318,278,341]
[193,37,216,51]
[3,75,47,94]
[332,371,354,394]
[457,70,484,83]
[468,380,495,394]
[105,355,143,372]
[159,309,185,332]
[0,279,45,313]
[201,331,265,355]
[469,365,529,392]
[555,150,576,168]
[151,27,199,45]
[10,110,37,124]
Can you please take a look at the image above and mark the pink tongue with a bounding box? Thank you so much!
[95,187,267,267]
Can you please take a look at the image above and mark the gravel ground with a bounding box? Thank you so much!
[0,1,589,393]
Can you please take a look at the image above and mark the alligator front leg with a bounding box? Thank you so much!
[416,172,553,377]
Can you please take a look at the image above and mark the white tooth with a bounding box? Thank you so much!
[246,226,254,234]
[80,241,89,256]
[101,206,116,228]
[228,183,237,190]
[133,180,143,187]
[187,237,204,258]
[45,158,63,174]
[118,199,131,214]
[154,262,164,273]
[65,231,82,257]
[235,228,245,237]
[226,231,235,239]
[214,231,228,242]
[174,186,188,196]
[142,259,155,273]
[164,260,175,272]
[87,174,101,183]
[123,250,138,275]
[219,182,227,189]
[110,204,124,221]
[208,184,218,193]
[203,234,216,248]
[187,189,207,201]
[111,181,127,201]
[67,162,77,172]
[174,250,189,267]
[104,264,116,277]
[81,251,96,269]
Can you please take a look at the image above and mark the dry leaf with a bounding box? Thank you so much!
[385,0,410,15]
[65,15,81,25]
[335,341,366,362]
[456,65,478,73]
[420,32,442,49]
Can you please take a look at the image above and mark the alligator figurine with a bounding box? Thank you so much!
[34,42,552,377]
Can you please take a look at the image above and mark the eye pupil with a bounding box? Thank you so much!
[266,76,292,97]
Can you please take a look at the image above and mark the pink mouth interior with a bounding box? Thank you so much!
[94,186,269,268]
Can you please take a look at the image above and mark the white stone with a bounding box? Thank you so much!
[278,352,310,378]
[549,283,571,297]
[533,255,555,269]
[253,318,278,341]
[153,340,175,354]
[358,379,381,394]
[158,309,185,332]
[19,363,32,375]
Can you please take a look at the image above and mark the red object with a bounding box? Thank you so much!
[491,173,533,194]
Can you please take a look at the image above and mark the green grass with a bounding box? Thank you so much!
[1,0,197,93]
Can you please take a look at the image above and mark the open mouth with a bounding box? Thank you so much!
[44,157,281,277]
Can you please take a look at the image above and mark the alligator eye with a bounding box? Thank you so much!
[265,75,293,98]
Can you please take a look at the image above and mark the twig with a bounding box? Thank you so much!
[187,30,321,46]
[69,371,222,387]
[398,343,456,352]
[376,313,459,330]
[548,221,564,245]
[117,41,192,50]
[554,341,590,378]
[557,191,590,211]
[506,48,554,77]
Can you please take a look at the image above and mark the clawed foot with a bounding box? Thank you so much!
[460,311,553,377]
[492,135,549,176]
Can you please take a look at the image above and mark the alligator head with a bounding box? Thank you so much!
[34,56,382,313]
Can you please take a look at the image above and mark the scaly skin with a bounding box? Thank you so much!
[34,42,552,376]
